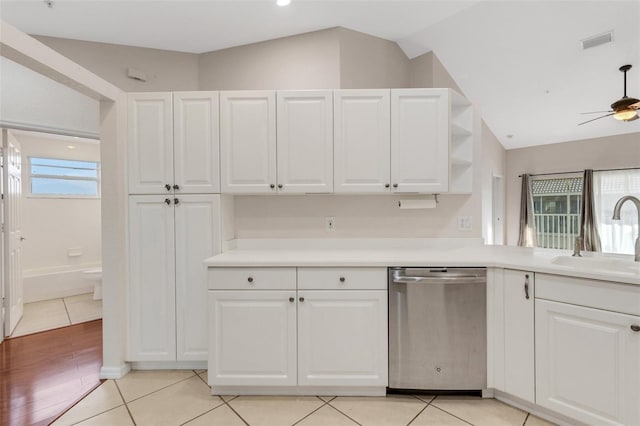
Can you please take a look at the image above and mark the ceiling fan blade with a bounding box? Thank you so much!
[578,112,615,126]
[581,110,613,114]
[626,114,639,122]
[630,101,640,109]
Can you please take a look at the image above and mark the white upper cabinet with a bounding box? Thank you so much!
[277,90,333,194]
[391,89,449,193]
[128,93,174,194]
[173,92,220,193]
[220,91,277,194]
[334,90,391,193]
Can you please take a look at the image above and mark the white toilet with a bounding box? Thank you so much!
[83,267,103,300]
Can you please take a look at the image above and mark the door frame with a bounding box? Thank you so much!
[492,173,505,245]
[1,22,129,378]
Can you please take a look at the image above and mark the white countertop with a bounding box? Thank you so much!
[204,242,640,286]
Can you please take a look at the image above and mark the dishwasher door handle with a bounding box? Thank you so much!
[393,275,486,284]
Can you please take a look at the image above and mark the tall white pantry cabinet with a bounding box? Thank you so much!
[127,92,221,362]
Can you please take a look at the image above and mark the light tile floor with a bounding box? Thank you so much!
[10,293,102,337]
[53,370,558,426]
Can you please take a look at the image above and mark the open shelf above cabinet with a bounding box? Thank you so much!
[448,90,474,194]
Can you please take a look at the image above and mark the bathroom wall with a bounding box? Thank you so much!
[16,131,102,301]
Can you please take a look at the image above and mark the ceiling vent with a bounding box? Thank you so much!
[581,31,613,50]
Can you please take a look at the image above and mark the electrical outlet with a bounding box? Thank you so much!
[325,216,336,231]
[458,216,473,231]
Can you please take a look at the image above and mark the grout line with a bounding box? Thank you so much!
[406,403,429,426]
[121,372,197,404]
[114,380,137,426]
[523,412,530,426]
[325,400,363,426]
[61,297,73,324]
[178,399,227,426]
[291,400,329,425]
[222,397,250,426]
[429,401,474,426]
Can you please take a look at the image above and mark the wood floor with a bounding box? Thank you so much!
[0,320,103,426]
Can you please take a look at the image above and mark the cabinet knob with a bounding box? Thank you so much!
[289,297,295,303]
[278,184,283,189]
[173,184,180,190]
[393,183,398,188]
[299,296,305,302]
[631,325,640,332]
[270,184,275,189]
[247,277,254,283]
[385,184,390,188]
[339,277,346,283]
[165,184,171,191]
[164,198,171,205]
[174,198,180,205]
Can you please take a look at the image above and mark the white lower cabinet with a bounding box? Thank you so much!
[536,299,640,426]
[297,290,387,386]
[207,267,388,393]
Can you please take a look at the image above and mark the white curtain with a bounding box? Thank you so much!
[593,169,640,255]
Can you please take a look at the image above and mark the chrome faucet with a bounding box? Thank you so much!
[612,195,640,262]
[572,236,583,257]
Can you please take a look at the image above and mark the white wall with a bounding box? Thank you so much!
[505,132,640,245]
[35,36,200,92]
[16,131,102,300]
[199,28,341,90]
[0,57,100,138]
[481,121,507,244]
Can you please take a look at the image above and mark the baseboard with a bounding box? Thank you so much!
[130,361,207,370]
[24,266,101,303]
[100,363,131,379]
[210,386,386,396]
[493,390,587,426]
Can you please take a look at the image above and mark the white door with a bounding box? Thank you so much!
[2,129,23,337]
[175,194,220,361]
[334,90,391,193]
[297,290,388,386]
[208,290,297,386]
[536,300,640,426]
[128,93,174,194]
[492,174,504,245]
[502,269,535,402]
[391,89,449,193]
[277,90,333,193]
[173,92,220,194]
[128,195,176,361]
[220,91,276,194]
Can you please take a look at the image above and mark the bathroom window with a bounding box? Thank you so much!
[29,157,100,197]
[532,177,582,250]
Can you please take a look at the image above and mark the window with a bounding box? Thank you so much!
[532,177,582,250]
[29,157,100,197]
[594,169,640,255]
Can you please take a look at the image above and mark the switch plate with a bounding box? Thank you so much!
[458,216,472,231]
[325,216,336,231]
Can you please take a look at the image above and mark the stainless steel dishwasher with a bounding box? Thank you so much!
[388,267,487,391]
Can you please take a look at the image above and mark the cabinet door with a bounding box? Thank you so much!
[334,90,391,193]
[128,93,174,194]
[391,89,449,193]
[173,92,220,193]
[502,269,535,402]
[208,290,297,386]
[175,195,221,361]
[297,290,387,387]
[220,91,276,194]
[277,91,333,193]
[128,195,176,361]
[536,300,640,426]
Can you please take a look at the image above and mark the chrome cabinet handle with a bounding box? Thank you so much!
[339,277,346,283]
[278,184,283,189]
[247,277,254,283]
[524,274,530,300]
[174,198,179,205]
[270,184,275,189]
[393,183,398,188]
[173,184,180,190]
[631,325,640,332]
[164,198,171,205]
[299,296,305,302]
[165,184,171,191]
[385,184,390,188]
[289,297,294,303]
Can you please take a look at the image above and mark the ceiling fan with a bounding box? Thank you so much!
[579,64,640,125]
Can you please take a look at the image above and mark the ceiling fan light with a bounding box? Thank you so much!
[613,109,638,121]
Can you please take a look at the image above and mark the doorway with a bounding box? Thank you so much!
[492,173,505,245]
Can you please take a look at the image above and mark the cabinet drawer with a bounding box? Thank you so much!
[536,273,640,316]
[208,268,296,290]
[298,268,387,290]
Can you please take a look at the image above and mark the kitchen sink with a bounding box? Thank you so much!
[551,255,640,274]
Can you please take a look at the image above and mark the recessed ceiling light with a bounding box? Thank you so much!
[277,0,290,6]
[67,145,76,149]
[506,134,514,139]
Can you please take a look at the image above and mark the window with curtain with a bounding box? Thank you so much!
[593,169,640,255]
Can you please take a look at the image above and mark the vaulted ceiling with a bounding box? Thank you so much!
[1,0,639,149]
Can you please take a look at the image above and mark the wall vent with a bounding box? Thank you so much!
[581,31,613,50]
